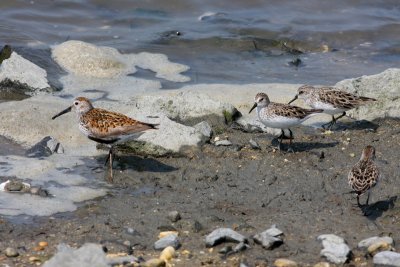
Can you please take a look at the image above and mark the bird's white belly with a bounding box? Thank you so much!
[258,115,302,129]
[310,101,345,115]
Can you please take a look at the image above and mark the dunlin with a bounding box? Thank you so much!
[52,97,158,182]
[249,92,323,151]
[288,85,377,130]
[348,145,379,207]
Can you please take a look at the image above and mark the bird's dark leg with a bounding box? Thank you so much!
[105,146,114,183]
[366,191,370,206]
[335,111,346,121]
[277,130,285,151]
[287,129,294,153]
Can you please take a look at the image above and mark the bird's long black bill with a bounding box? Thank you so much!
[249,103,257,114]
[52,106,72,120]
[287,95,298,104]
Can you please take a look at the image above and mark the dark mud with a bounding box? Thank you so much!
[0,118,399,266]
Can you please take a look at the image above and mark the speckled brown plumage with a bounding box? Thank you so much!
[317,87,376,110]
[348,146,379,206]
[266,102,323,119]
[52,96,158,182]
[80,108,156,140]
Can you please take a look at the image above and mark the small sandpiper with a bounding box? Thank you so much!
[348,145,380,208]
[249,92,323,151]
[288,85,377,130]
[52,97,158,182]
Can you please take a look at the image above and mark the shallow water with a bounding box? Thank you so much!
[1,0,400,85]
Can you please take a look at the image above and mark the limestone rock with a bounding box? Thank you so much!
[43,243,108,267]
[335,68,400,120]
[129,91,239,126]
[205,228,246,247]
[358,236,393,248]
[154,234,180,250]
[0,52,51,94]
[373,251,400,267]
[26,136,64,157]
[317,234,351,264]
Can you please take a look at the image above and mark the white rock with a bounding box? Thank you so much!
[335,68,400,120]
[51,40,189,101]
[128,90,238,124]
[373,251,400,267]
[205,228,246,247]
[215,140,232,146]
[43,243,108,267]
[0,52,50,90]
[358,236,393,248]
[194,121,213,139]
[317,234,350,264]
[126,115,206,156]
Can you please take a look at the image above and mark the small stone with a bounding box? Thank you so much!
[215,140,232,146]
[26,136,64,157]
[39,241,48,247]
[368,241,394,256]
[5,247,19,257]
[249,139,261,149]
[159,246,175,262]
[154,234,180,250]
[167,211,181,222]
[143,258,166,267]
[29,256,41,262]
[218,246,233,254]
[253,231,283,250]
[373,251,400,267]
[5,180,24,191]
[317,234,351,264]
[234,242,250,252]
[33,246,44,251]
[205,228,246,247]
[313,262,331,267]
[123,240,131,247]
[358,236,393,248]
[265,225,283,237]
[274,258,298,267]
[194,121,213,139]
[158,231,179,239]
[125,227,139,235]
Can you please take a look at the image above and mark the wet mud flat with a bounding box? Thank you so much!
[0,118,399,266]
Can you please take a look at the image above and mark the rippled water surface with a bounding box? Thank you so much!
[1,0,400,85]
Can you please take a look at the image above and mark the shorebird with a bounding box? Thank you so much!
[52,97,158,182]
[249,92,323,151]
[348,145,380,207]
[288,85,377,130]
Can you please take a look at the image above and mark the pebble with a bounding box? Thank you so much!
[367,241,394,256]
[194,121,213,139]
[253,231,283,250]
[167,211,181,222]
[274,258,298,267]
[215,140,232,146]
[29,256,41,262]
[358,236,393,248]
[249,139,261,149]
[39,241,48,247]
[26,136,64,157]
[264,224,283,237]
[317,234,351,264]
[234,242,250,252]
[159,246,175,262]
[313,262,331,267]
[154,234,180,250]
[205,228,247,247]
[158,231,179,239]
[5,247,19,257]
[218,246,233,254]
[143,258,166,267]
[373,251,400,267]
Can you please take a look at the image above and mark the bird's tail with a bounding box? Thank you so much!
[359,96,377,103]
[307,108,324,115]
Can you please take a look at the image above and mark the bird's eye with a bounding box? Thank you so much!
[74,102,78,105]
[299,91,303,95]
